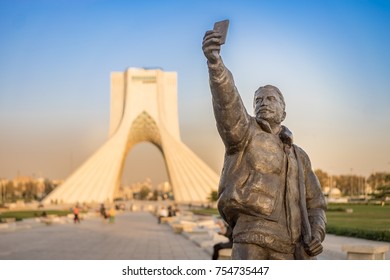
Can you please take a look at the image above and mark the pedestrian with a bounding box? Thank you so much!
[100,203,107,219]
[157,206,168,224]
[73,205,80,224]
[212,220,233,260]
[109,206,116,223]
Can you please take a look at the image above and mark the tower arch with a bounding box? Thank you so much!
[43,68,219,204]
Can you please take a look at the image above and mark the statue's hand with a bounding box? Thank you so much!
[304,236,323,257]
[202,30,222,64]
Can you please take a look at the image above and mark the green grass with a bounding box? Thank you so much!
[326,204,389,231]
[191,208,220,216]
[192,203,390,241]
[0,210,71,222]
[325,203,390,241]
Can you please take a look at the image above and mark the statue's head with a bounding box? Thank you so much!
[254,85,286,125]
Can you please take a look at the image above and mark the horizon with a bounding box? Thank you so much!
[1,0,390,183]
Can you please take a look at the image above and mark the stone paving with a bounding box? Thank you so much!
[0,211,389,260]
[0,211,209,260]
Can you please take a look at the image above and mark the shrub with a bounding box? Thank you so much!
[326,225,390,242]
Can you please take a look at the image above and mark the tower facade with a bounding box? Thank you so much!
[43,68,219,204]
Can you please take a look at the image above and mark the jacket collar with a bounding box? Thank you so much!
[256,118,293,147]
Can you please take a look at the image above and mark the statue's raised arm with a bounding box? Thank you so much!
[202,23,250,153]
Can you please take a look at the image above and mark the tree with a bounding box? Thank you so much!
[152,190,159,201]
[43,179,55,198]
[372,185,390,201]
[208,190,218,203]
[139,185,151,200]
[367,172,390,192]
[314,169,329,189]
[366,172,390,201]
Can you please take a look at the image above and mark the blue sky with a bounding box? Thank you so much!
[1,0,390,184]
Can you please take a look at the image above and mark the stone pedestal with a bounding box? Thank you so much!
[342,245,389,260]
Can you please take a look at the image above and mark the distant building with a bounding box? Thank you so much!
[323,187,342,199]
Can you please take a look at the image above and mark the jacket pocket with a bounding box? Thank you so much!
[222,171,279,219]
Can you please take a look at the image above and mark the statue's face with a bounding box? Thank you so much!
[254,89,286,124]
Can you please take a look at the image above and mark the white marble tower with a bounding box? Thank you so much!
[43,68,219,204]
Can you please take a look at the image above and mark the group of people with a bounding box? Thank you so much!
[72,204,116,224]
[71,203,117,224]
[157,204,179,223]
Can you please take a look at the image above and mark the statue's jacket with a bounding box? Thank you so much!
[208,59,326,255]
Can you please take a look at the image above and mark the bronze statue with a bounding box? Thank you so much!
[202,21,326,260]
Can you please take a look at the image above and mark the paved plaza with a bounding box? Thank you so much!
[0,211,209,260]
[0,211,389,260]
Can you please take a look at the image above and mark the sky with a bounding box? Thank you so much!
[1,0,390,185]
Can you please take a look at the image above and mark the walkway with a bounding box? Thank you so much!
[0,211,209,260]
[0,211,388,260]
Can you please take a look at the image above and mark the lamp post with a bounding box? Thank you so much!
[350,168,353,198]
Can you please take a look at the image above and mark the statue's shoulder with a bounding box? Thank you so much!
[293,144,312,167]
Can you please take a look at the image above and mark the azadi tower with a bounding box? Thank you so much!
[43,68,219,204]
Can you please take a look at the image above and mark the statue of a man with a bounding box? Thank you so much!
[202,27,327,260]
